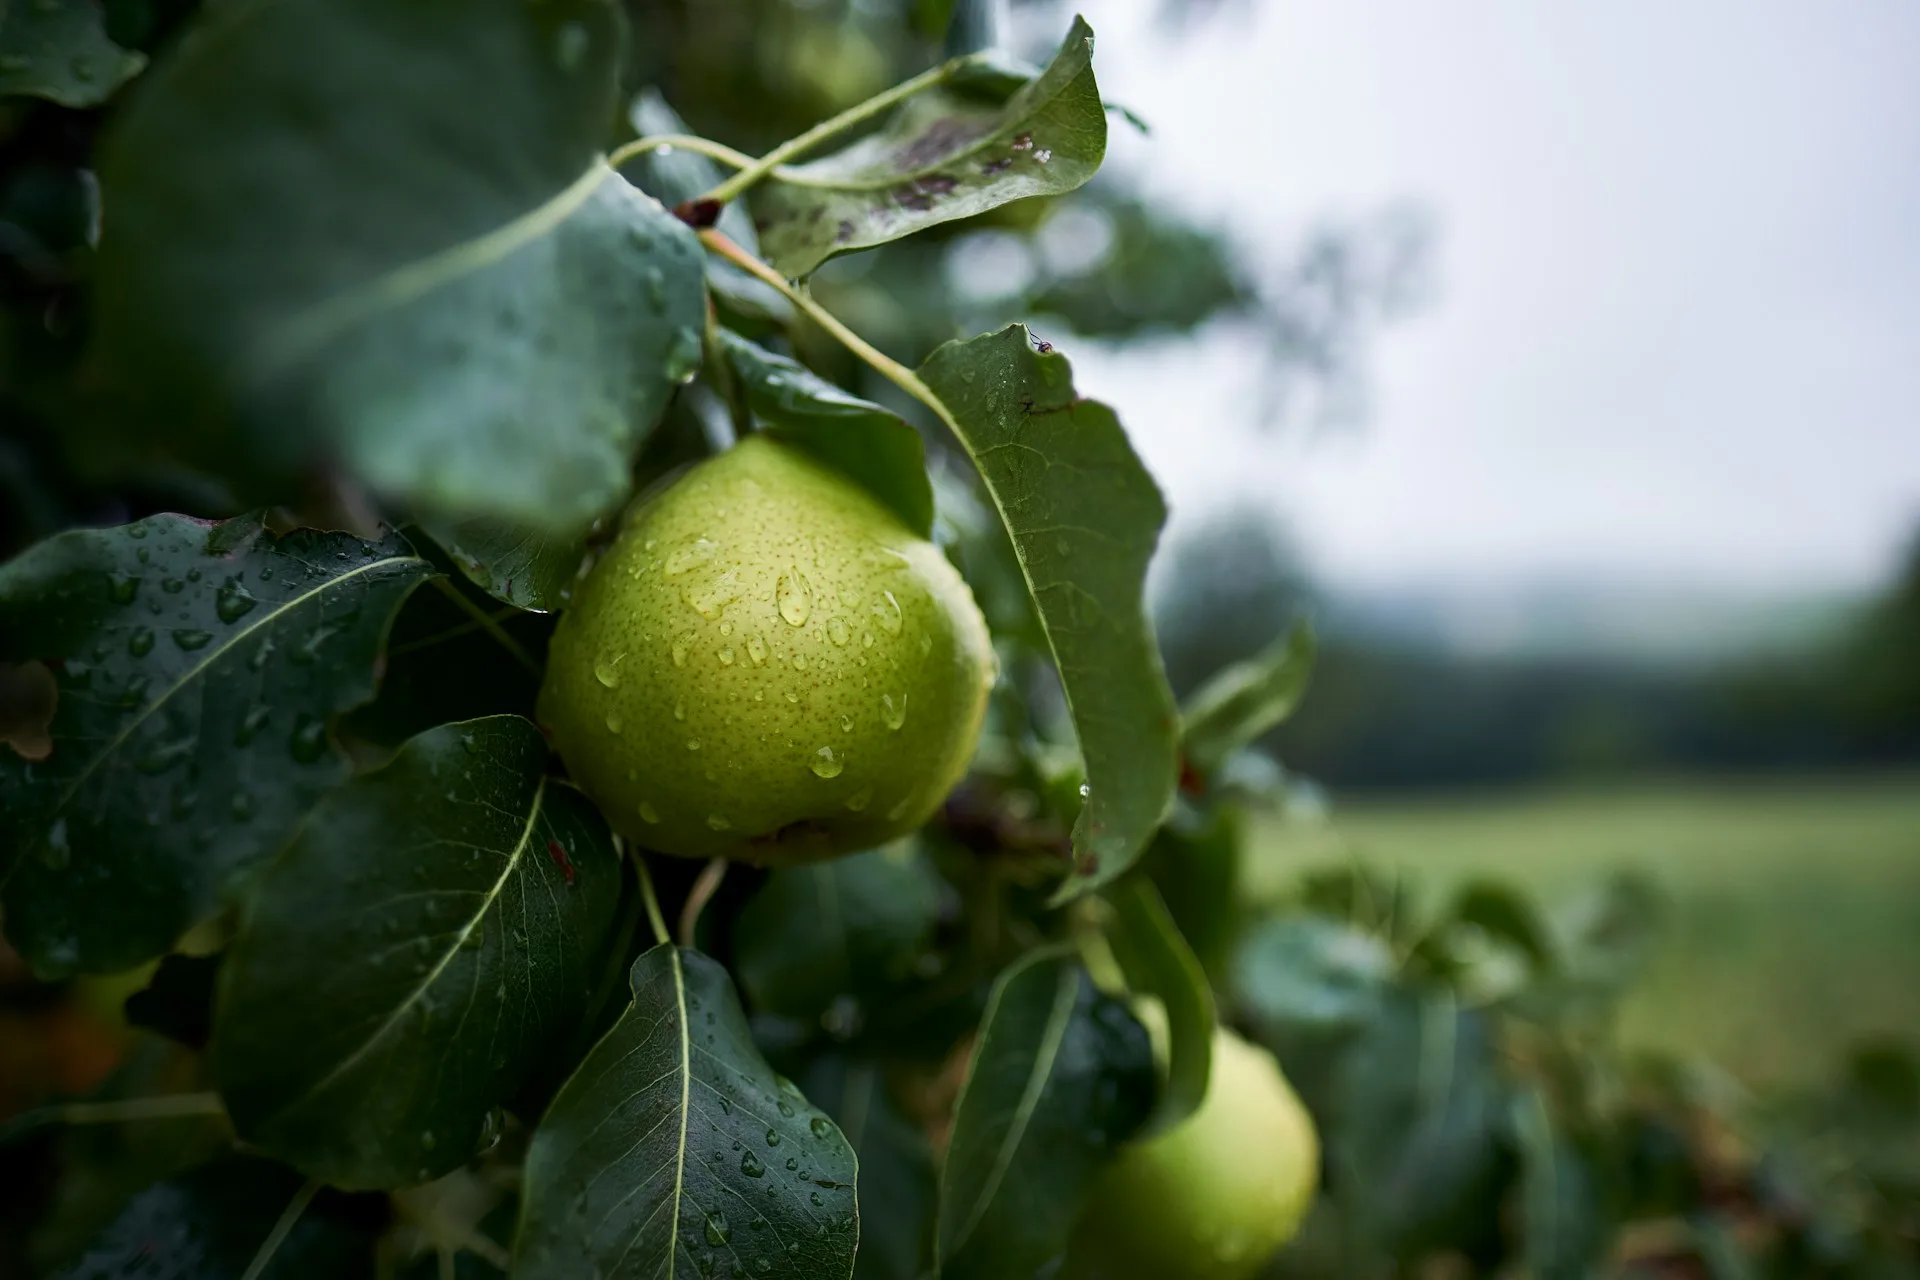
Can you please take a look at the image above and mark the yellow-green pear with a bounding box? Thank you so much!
[539,433,995,863]
[1064,1028,1319,1280]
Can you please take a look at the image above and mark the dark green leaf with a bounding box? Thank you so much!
[515,945,859,1279]
[749,19,1105,277]
[93,0,707,534]
[626,91,792,332]
[1104,876,1213,1133]
[1327,989,1510,1260]
[1509,1090,1609,1280]
[213,716,623,1190]
[0,512,430,976]
[54,1156,380,1280]
[734,841,943,1025]
[800,1057,936,1280]
[1180,620,1314,780]
[415,514,586,613]
[919,325,1177,900]
[1232,912,1394,1119]
[717,328,935,537]
[935,946,1154,1280]
[0,0,145,107]
[1448,879,1556,970]
[1234,914,1392,1037]
[1139,802,1245,980]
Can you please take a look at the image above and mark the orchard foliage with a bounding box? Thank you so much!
[1,2,1916,1278]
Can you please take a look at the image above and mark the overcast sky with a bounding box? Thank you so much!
[1046,0,1920,593]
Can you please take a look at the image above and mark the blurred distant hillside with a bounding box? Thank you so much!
[1156,509,1920,790]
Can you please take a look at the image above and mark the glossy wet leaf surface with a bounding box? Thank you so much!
[936,946,1154,1280]
[920,325,1177,900]
[748,19,1104,278]
[92,0,706,534]
[214,716,623,1190]
[0,0,145,108]
[0,512,430,975]
[415,513,587,613]
[718,328,935,537]
[515,945,859,1279]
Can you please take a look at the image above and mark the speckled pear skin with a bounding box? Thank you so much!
[1063,1030,1320,1280]
[538,434,995,863]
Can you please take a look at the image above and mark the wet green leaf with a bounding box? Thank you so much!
[213,716,623,1190]
[0,0,145,108]
[0,512,430,976]
[935,946,1154,1280]
[515,945,859,1279]
[415,514,586,613]
[735,840,943,1025]
[92,0,706,535]
[919,325,1177,900]
[717,328,935,537]
[1104,876,1214,1133]
[1180,621,1315,780]
[749,19,1104,277]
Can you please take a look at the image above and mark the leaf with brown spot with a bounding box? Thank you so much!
[748,19,1105,277]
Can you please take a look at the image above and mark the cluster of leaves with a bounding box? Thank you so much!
[3,4,1912,1280]
[1,2,1188,1275]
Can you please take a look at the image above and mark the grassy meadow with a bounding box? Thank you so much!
[1252,772,1920,1087]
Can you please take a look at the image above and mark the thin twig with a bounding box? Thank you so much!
[239,1178,321,1280]
[606,133,757,174]
[634,848,671,948]
[429,577,539,678]
[697,229,962,437]
[678,857,729,948]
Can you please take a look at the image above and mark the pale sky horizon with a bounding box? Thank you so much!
[1029,0,1920,595]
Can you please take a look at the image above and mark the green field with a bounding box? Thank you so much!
[1253,772,1920,1087]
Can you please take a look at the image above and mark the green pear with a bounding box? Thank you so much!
[1064,1028,1319,1280]
[539,434,995,863]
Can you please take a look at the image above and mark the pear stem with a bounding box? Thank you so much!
[678,858,729,949]
[634,850,671,948]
